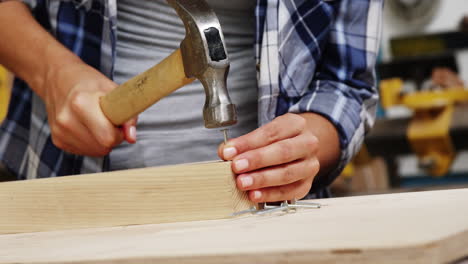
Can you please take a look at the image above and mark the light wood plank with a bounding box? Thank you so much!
[0,161,254,234]
[0,189,467,264]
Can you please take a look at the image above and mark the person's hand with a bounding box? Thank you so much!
[41,62,137,156]
[432,67,464,89]
[0,0,136,157]
[218,113,320,203]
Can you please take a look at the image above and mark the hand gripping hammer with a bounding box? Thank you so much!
[100,0,237,134]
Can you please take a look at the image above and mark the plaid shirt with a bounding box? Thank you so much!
[0,0,382,197]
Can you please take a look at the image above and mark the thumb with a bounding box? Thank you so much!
[122,116,138,144]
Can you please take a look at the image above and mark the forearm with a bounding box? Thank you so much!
[0,1,81,98]
[299,112,340,178]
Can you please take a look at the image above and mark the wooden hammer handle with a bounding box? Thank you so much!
[100,49,195,125]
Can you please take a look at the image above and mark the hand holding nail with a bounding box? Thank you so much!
[218,113,320,203]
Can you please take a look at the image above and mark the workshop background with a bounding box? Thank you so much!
[1,0,468,197]
[333,0,468,196]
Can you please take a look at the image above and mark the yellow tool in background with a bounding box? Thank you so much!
[0,65,11,123]
[380,78,468,176]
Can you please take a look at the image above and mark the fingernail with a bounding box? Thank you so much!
[129,126,137,141]
[223,147,237,159]
[234,159,249,172]
[253,190,262,200]
[240,176,253,188]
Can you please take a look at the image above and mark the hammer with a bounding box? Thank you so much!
[100,0,237,135]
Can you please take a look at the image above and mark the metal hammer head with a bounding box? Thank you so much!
[167,0,237,129]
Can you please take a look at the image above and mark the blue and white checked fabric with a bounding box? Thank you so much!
[256,0,382,190]
[0,0,115,179]
[0,0,382,196]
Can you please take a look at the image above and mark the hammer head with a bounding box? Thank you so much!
[167,0,237,129]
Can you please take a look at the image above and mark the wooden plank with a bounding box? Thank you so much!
[0,189,467,264]
[0,161,254,234]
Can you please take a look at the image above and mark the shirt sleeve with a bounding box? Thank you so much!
[288,0,383,191]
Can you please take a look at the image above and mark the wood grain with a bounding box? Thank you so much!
[0,161,254,234]
[1,189,467,264]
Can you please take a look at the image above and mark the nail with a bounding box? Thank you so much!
[129,126,137,142]
[234,159,249,172]
[240,176,253,188]
[253,190,262,200]
[223,147,237,160]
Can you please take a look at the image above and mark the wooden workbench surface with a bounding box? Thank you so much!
[1,188,468,264]
[0,189,468,263]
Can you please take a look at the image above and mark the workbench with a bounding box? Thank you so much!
[1,188,467,264]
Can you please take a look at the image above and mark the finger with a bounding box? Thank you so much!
[123,117,138,144]
[52,112,113,156]
[123,124,137,144]
[218,142,237,161]
[71,91,124,148]
[248,179,313,203]
[54,137,111,157]
[64,122,113,156]
[220,113,306,160]
[231,133,318,174]
[124,116,138,127]
[52,128,112,157]
[236,158,319,191]
[217,142,226,160]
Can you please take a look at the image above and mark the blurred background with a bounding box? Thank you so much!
[1,0,468,197]
[332,0,468,197]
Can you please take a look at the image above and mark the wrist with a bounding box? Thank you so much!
[32,44,83,99]
[299,112,341,176]
[0,1,83,98]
